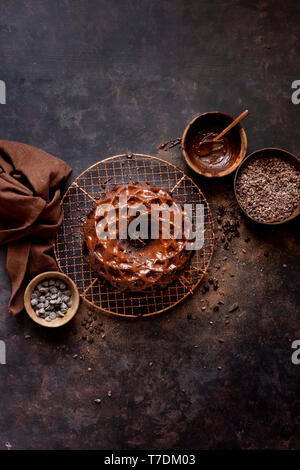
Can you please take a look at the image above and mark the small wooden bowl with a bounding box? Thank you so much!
[234,148,300,225]
[182,111,247,177]
[24,271,80,328]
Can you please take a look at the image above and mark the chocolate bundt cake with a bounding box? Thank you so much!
[84,183,192,291]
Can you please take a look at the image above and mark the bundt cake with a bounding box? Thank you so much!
[84,183,192,291]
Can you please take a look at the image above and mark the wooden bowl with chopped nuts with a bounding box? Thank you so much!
[24,271,80,328]
[234,148,300,225]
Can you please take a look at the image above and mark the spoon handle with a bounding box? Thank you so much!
[212,109,249,141]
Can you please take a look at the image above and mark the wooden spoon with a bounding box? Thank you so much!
[197,109,249,157]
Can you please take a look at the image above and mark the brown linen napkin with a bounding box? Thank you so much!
[0,140,72,314]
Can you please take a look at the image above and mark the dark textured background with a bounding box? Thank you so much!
[0,0,299,450]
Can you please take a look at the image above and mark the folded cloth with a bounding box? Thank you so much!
[0,140,72,314]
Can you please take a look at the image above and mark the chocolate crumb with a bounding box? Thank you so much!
[158,137,182,151]
[228,303,239,312]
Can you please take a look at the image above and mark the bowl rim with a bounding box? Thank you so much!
[24,271,80,328]
[181,110,247,178]
[234,147,300,225]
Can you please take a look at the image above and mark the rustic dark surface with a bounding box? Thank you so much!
[0,0,299,450]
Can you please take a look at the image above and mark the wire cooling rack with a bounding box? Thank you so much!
[54,154,214,318]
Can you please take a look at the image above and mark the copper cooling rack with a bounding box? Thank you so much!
[54,154,214,318]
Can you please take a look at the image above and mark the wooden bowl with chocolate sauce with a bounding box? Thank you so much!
[181,111,247,177]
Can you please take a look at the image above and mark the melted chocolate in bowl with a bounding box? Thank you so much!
[183,112,246,177]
